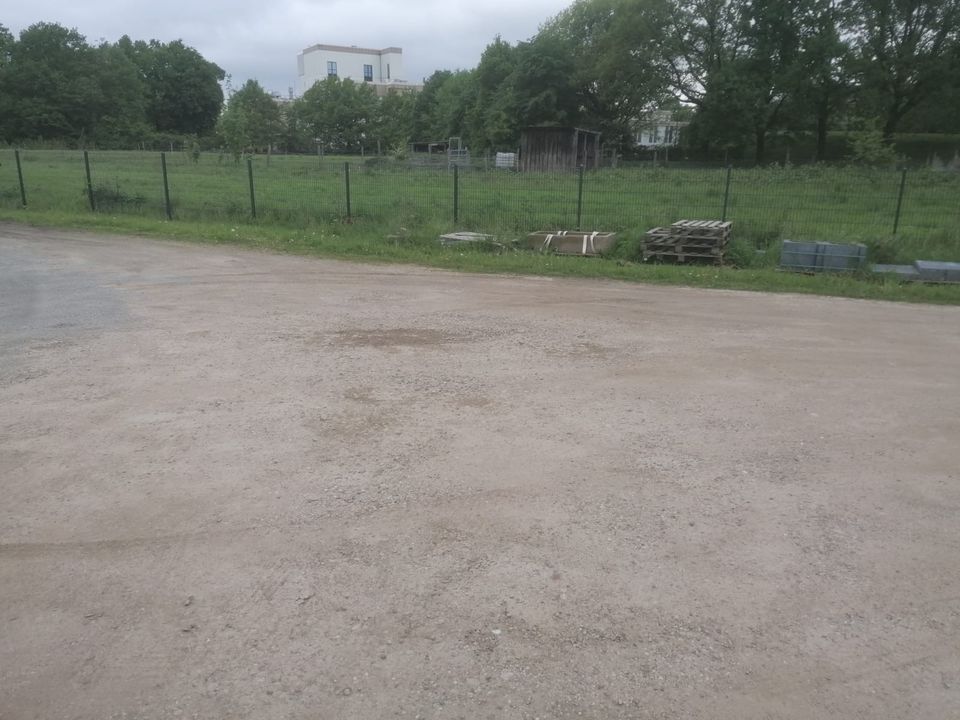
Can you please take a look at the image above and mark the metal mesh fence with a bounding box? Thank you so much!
[165,152,255,221]
[460,167,579,230]
[727,166,903,243]
[251,154,344,223]
[346,160,448,225]
[4,149,960,256]
[87,150,166,216]
[0,149,20,207]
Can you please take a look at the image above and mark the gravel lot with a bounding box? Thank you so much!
[2,224,959,719]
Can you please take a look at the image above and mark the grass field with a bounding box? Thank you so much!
[2,148,959,304]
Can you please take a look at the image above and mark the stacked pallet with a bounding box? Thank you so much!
[643,220,732,263]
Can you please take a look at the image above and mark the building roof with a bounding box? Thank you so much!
[300,44,402,56]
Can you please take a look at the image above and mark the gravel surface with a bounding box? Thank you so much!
[2,224,959,719]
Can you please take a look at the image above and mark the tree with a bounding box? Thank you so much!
[509,38,580,127]
[0,24,15,139]
[295,77,378,152]
[121,38,225,136]
[852,0,960,139]
[0,23,98,141]
[736,0,805,162]
[87,42,150,146]
[277,101,311,153]
[682,64,757,155]
[411,70,454,141]
[790,0,854,160]
[538,0,672,147]
[666,0,745,107]
[465,37,519,151]
[373,89,416,151]
[0,23,12,66]
[218,79,282,157]
[429,70,478,141]
[666,0,807,162]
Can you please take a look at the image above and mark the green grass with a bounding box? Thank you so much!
[1,149,959,304]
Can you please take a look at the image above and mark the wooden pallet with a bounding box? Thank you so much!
[642,249,725,263]
[644,243,725,255]
[643,220,731,264]
[670,220,731,237]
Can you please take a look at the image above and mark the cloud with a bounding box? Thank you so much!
[6,0,572,95]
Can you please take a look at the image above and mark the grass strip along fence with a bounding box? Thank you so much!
[2,148,960,273]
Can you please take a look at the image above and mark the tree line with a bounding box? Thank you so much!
[400,0,960,162]
[0,22,225,146]
[3,0,960,163]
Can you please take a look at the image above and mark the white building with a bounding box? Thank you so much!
[297,44,416,96]
[635,110,689,147]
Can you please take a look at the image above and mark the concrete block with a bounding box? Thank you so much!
[873,264,921,281]
[781,240,867,272]
[914,260,960,283]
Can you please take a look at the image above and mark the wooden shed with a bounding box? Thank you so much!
[519,127,601,172]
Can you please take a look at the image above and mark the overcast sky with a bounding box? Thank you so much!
[7,0,573,96]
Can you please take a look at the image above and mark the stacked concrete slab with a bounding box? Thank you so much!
[780,240,867,272]
[914,261,960,283]
[873,260,960,283]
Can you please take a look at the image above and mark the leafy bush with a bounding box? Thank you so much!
[88,183,146,210]
[848,124,900,166]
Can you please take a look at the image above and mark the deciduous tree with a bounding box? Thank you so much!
[218,79,282,157]
[852,0,960,139]
[296,77,378,152]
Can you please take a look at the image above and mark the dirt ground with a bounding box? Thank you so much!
[1,224,959,720]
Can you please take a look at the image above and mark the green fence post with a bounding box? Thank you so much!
[84,150,95,212]
[722,165,732,222]
[453,164,459,225]
[247,157,257,219]
[14,150,26,207]
[160,152,172,220]
[576,165,584,231]
[344,162,351,220]
[893,167,907,235]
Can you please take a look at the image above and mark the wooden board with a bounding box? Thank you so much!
[643,250,725,264]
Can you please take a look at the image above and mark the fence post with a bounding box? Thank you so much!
[453,164,459,225]
[247,157,257,219]
[14,150,26,207]
[344,162,351,220]
[893,167,907,235]
[160,152,172,220]
[722,165,732,222]
[576,165,584,231]
[83,150,95,212]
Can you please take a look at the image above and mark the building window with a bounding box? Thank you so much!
[327,61,337,78]
[386,63,390,80]
[363,64,373,82]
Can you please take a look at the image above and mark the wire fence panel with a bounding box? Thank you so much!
[5,149,88,212]
[580,166,729,232]
[87,150,166,217]
[252,154,344,223]
[896,170,960,242]
[727,166,903,244]
[349,161,448,226]
[0,148,20,208]
[163,151,255,221]
[460,168,579,231]
[4,150,959,262]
